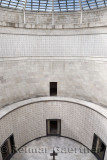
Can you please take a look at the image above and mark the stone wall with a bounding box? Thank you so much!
[0,99,107,159]
[0,57,107,108]
[0,7,107,28]
[0,26,107,57]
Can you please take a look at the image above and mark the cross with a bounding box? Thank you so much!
[50,150,58,160]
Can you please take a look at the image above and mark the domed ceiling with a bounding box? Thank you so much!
[0,0,107,12]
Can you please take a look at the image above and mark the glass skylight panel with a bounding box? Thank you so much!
[98,3,105,6]
[0,0,107,11]
[2,0,9,4]
[1,3,8,6]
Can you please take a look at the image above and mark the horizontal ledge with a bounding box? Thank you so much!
[1,22,107,29]
[0,96,107,119]
[0,56,107,62]
[1,26,107,36]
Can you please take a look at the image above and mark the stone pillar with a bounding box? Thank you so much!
[96,138,100,153]
[0,152,2,160]
[37,12,39,25]
[52,0,54,26]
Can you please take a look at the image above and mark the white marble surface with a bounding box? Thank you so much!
[11,137,97,160]
[0,97,107,119]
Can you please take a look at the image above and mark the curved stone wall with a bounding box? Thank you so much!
[0,57,107,108]
[0,26,107,57]
[0,98,107,159]
[0,7,107,28]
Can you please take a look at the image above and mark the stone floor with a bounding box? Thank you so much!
[11,137,97,160]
